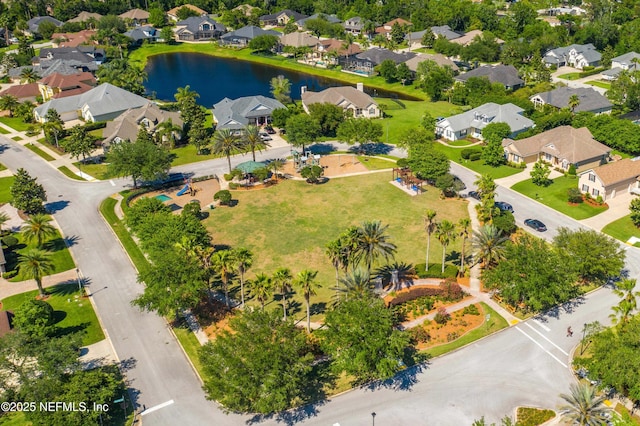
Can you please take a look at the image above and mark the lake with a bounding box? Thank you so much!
[144,52,416,106]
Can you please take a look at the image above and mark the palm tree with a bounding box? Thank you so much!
[375,262,417,291]
[42,118,63,148]
[174,85,199,104]
[211,250,236,307]
[17,249,54,297]
[293,269,320,332]
[212,128,245,173]
[353,220,397,273]
[22,214,57,248]
[435,220,456,274]
[269,158,284,182]
[472,225,508,268]
[568,94,580,113]
[334,269,372,302]
[0,95,19,117]
[155,119,182,149]
[233,248,253,309]
[272,267,293,320]
[243,125,269,162]
[458,218,471,276]
[0,212,10,233]
[20,67,40,83]
[424,210,437,269]
[610,278,639,326]
[249,273,273,309]
[270,75,291,104]
[326,239,348,290]
[559,383,610,425]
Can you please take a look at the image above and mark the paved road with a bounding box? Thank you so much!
[2,137,638,425]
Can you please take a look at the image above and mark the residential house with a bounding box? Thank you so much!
[455,64,524,90]
[38,71,97,101]
[102,103,183,148]
[620,110,640,125]
[279,32,319,49]
[212,95,285,131]
[343,47,415,76]
[301,84,381,118]
[233,4,259,16]
[502,126,610,171]
[543,43,601,69]
[0,83,40,102]
[8,59,98,82]
[125,26,158,45]
[119,9,150,25]
[431,25,462,41]
[530,87,612,114]
[578,157,640,200]
[67,11,103,24]
[34,83,151,123]
[450,29,504,47]
[313,38,362,68]
[219,25,279,47]
[36,46,105,66]
[259,10,307,26]
[51,30,96,47]
[296,13,341,29]
[26,16,63,36]
[436,102,534,141]
[174,16,226,41]
[602,52,640,81]
[403,53,459,77]
[375,18,412,39]
[343,16,366,36]
[167,4,208,21]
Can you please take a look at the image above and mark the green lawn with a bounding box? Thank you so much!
[170,144,222,167]
[432,143,524,179]
[357,155,396,170]
[0,126,8,134]
[612,150,633,159]
[0,162,6,171]
[557,72,582,80]
[0,176,14,203]
[11,136,22,141]
[129,43,428,101]
[584,80,611,89]
[24,143,55,161]
[378,99,462,145]
[425,302,509,358]
[0,116,31,132]
[443,139,476,147]
[511,176,608,220]
[74,161,110,180]
[173,323,205,379]
[58,166,86,180]
[602,215,640,244]
[204,172,469,318]
[1,283,105,346]
[3,226,76,282]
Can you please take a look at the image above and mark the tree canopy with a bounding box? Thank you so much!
[10,168,47,214]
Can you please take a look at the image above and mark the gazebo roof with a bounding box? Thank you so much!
[235,161,267,173]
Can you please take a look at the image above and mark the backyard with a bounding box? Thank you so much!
[0,283,105,346]
[204,172,469,318]
[511,176,608,220]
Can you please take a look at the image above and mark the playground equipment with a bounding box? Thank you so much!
[292,149,321,172]
[177,183,189,196]
[176,178,201,196]
[392,168,424,194]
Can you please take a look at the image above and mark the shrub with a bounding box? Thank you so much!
[396,158,409,168]
[223,173,233,181]
[579,67,603,78]
[2,235,18,248]
[462,304,480,315]
[596,195,603,204]
[469,152,482,161]
[515,407,555,426]
[434,307,450,324]
[493,211,516,235]
[567,187,583,204]
[415,263,458,279]
[228,182,240,189]
[181,201,202,219]
[446,331,459,342]
[214,190,232,205]
[387,287,442,307]
[567,164,576,176]
[440,279,465,301]
[408,327,431,344]
[461,148,481,160]
[13,299,56,337]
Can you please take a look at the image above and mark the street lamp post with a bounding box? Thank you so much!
[580,323,587,355]
[371,412,376,426]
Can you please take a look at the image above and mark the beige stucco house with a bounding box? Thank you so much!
[301,84,381,118]
[578,158,640,200]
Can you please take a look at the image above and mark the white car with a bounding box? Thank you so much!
[259,132,272,141]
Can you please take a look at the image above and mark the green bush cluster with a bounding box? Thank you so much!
[567,187,584,204]
[461,148,481,159]
[387,287,442,307]
[515,407,556,426]
[462,304,480,315]
[214,190,232,206]
[579,67,604,78]
[2,235,18,248]
[408,326,431,344]
[468,152,481,161]
[434,307,450,324]
[391,295,436,319]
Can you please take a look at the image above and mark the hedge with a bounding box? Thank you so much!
[579,67,604,78]
[415,263,458,279]
[461,148,481,159]
[469,152,482,161]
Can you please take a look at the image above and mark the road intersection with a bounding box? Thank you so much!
[1,136,637,425]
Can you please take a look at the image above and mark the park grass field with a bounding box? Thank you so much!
[204,172,469,319]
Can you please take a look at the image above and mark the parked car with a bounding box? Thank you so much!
[524,219,547,232]
[259,132,272,141]
[495,201,514,213]
[264,125,276,134]
[467,191,480,200]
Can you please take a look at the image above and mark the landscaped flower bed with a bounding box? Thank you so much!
[410,303,485,349]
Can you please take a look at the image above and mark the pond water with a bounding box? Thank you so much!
[144,52,418,106]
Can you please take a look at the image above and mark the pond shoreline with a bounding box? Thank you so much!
[129,42,426,102]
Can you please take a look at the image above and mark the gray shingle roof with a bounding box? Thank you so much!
[432,25,462,41]
[455,64,524,88]
[403,53,459,72]
[354,48,415,66]
[220,25,279,42]
[343,17,365,31]
[296,14,341,27]
[124,26,158,41]
[531,87,612,113]
[8,59,97,80]
[175,16,226,33]
[544,43,601,64]
[259,9,307,22]
[441,102,534,134]
[212,96,285,130]
[27,16,63,34]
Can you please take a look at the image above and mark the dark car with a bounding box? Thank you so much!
[264,125,276,134]
[524,218,547,232]
[467,191,481,200]
[495,201,514,213]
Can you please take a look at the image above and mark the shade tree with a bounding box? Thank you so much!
[336,118,383,152]
[10,168,47,214]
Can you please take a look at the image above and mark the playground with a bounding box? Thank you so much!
[135,178,221,211]
[282,153,369,178]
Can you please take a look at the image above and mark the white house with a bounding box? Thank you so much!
[543,44,601,69]
[436,103,534,141]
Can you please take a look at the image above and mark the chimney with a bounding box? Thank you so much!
[356,82,364,92]
[301,86,307,95]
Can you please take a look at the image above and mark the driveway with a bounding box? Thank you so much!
[551,66,608,94]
